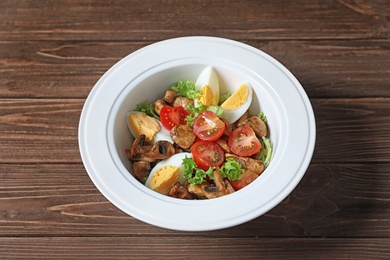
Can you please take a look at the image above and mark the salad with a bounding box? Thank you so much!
[125,66,272,199]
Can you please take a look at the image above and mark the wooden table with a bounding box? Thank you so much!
[1,0,389,259]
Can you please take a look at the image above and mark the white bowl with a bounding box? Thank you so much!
[78,36,316,231]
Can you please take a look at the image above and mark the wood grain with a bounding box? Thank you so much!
[1,0,389,41]
[1,0,390,258]
[0,99,83,163]
[1,40,389,99]
[1,163,389,237]
[1,98,389,163]
[312,98,390,162]
[1,237,389,259]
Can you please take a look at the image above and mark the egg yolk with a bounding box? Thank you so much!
[198,86,214,106]
[128,113,160,142]
[147,165,179,194]
[221,84,249,111]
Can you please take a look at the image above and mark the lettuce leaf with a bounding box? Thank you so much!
[170,80,200,99]
[258,112,268,124]
[182,156,214,185]
[185,102,224,125]
[135,102,159,119]
[220,158,243,180]
[258,136,272,167]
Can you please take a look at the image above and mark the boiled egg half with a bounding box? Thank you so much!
[145,152,192,195]
[220,82,253,124]
[195,66,220,107]
[127,111,173,143]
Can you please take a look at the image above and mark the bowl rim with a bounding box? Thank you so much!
[78,36,316,231]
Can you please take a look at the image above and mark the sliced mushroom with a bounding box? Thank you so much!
[187,169,232,199]
[170,124,196,149]
[187,182,217,199]
[154,98,167,116]
[127,135,175,162]
[225,153,264,175]
[168,182,193,200]
[173,96,193,109]
[173,143,184,154]
[235,110,249,128]
[163,89,177,104]
[126,134,152,160]
[224,179,235,193]
[220,118,232,137]
[132,160,151,183]
[238,116,267,138]
[213,168,229,193]
[144,140,176,160]
[215,138,230,153]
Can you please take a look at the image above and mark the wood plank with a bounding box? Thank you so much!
[1,0,389,41]
[1,98,389,163]
[262,39,390,99]
[0,237,389,259]
[0,99,83,163]
[312,98,390,162]
[0,41,133,98]
[1,0,389,257]
[1,40,389,99]
[1,163,389,237]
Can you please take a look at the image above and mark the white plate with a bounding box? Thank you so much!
[78,36,316,231]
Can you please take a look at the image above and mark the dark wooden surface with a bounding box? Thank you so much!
[1,0,390,259]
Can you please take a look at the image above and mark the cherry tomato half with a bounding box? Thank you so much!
[190,141,225,171]
[229,170,259,190]
[160,105,189,130]
[228,126,261,157]
[193,111,226,141]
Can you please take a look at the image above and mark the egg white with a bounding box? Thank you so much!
[127,111,173,144]
[154,120,173,143]
[195,66,220,106]
[145,152,192,188]
[221,82,253,124]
